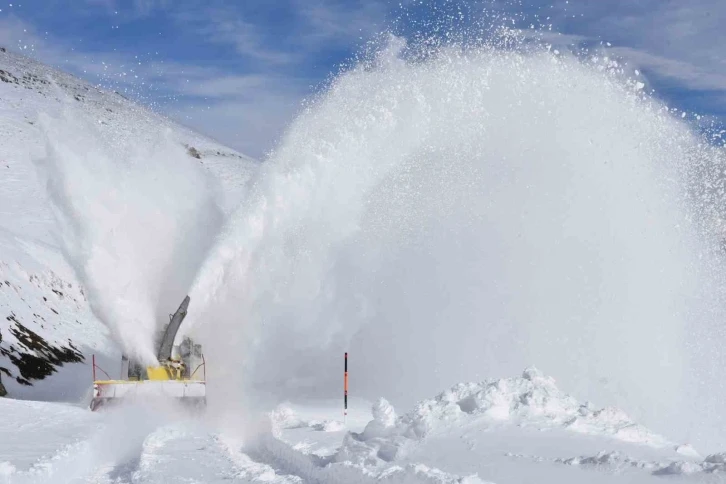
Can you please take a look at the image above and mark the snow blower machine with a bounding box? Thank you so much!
[90,296,206,411]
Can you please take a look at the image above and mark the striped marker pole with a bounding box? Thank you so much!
[344,352,348,424]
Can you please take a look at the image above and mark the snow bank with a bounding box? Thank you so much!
[556,450,657,470]
[263,402,489,482]
[554,449,726,476]
[270,404,309,431]
[653,452,726,476]
[335,368,671,467]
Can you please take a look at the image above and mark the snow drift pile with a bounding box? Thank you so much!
[333,368,672,468]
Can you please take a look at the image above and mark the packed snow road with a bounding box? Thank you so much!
[0,398,374,484]
[0,400,250,484]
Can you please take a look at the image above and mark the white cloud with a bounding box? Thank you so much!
[172,0,388,66]
[173,74,277,98]
[0,13,312,158]
[172,6,298,65]
[132,0,171,16]
[169,91,305,158]
[541,0,726,105]
[0,15,44,53]
[84,0,172,16]
[0,0,393,157]
[609,47,726,93]
[294,0,388,45]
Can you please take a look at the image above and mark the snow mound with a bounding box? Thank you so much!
[559,450,726,476]
[244,432,489,484]
[653,453,726,475]
[674,444,701,458]
[406,367,666,442]
[311,420,347,432]
[336,368,671,467]
[270,404,308,431]
[270,404,346,433]
[557,450,656,470]
[551,447,726,476]
[510,446,726,477]
[373,464,489,483]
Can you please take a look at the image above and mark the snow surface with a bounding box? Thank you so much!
[2,369,725,483]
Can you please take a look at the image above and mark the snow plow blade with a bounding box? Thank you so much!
[90,380,206,411]
[90,295,206,411]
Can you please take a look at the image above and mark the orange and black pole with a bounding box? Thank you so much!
[344,352,348,423]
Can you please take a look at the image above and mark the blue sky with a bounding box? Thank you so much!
[1,0,725,157]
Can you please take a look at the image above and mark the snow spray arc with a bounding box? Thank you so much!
[189,32,726,451]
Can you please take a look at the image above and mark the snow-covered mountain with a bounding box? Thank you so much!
[0,47,259,400]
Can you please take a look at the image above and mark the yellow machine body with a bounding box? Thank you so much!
[90,295,206,411]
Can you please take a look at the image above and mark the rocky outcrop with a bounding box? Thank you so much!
[0,330,6,397]
[0,316,84,385]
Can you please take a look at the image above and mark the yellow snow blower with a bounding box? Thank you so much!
[90,296,206,411]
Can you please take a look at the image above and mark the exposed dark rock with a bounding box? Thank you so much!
[0,330,5,397]
[0,69,18,84]
[0,314,84,383]
[186,146,202,159]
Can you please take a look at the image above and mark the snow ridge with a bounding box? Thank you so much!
[530,449,726,476]
[335,368,671,468]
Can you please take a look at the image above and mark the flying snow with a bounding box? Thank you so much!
[188,36,726,451]
[35,109,224,364]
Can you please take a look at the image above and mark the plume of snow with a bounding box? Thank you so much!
[189,35,726,450]
[35,109,223,364]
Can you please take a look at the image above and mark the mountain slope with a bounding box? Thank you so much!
[0,47,259,400]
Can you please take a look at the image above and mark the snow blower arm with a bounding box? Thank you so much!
[157,295,190,361]
[90,294,205,411]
